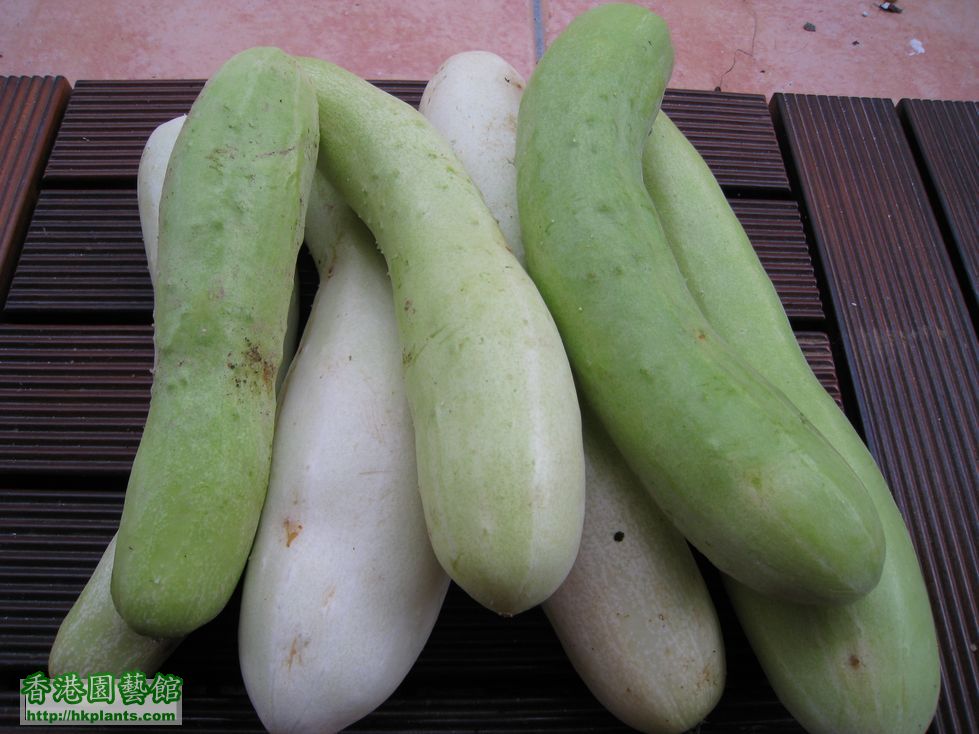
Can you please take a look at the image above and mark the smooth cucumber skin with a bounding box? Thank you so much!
[516,3,885,604]
[643,112,940,733]
[112,47,319,638]
[297,57,585,616]
[420,50,724,733]
[419,51,526,261]
[545,417,725,734]
[239,169,448,734]
[49,537,180,677]
[137,115,185,291]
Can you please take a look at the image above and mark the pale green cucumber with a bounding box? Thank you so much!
[238,167,449,734]
[516,3,884,604]
[48,117,191,676]
[112,47,319,638]
[49,537,180,677]
[137,114,301,393]
[297,56,585,616]
[420,49,724,733]
[642,111,940,733]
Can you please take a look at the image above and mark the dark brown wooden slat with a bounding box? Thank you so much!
[0,76,70,304]
[774,92,979,734]
[899,98,979,308]
[729,199,824,321]
[5,191,821,322]
[42,79,203,182]
[794,332,842,407]
[3,188,150,316]
[42,81,788,192]
[2,188,318,320]
[0,324,152,474]
[663,88,790,192]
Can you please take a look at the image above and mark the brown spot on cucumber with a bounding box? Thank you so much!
[285,635,309,670]
[283,519,303,547]
[849,654,861,669]
[243,340,276,389]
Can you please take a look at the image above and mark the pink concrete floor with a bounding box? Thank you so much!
[1,1,977,102]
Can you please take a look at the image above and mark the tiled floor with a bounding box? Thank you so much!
[2,1,977,101]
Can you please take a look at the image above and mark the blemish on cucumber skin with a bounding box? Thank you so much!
[613,530,625,542]
[283,518,303,547]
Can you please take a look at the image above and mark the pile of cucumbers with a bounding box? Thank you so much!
[46,4,940,733]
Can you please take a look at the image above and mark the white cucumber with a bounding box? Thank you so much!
[419,51,525,261]
[420,50,724,733]
[137,115,185,290]
[238,166,449,734]
[297,57,585,616]
[547,420,725,734]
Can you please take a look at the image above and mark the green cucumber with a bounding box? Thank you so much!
[642,111,940,733]
[515,3,885,604]
[111,47,319,638]
[296,57,585,616]
[48,116,191,676]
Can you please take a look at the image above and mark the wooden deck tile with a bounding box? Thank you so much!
[774,92,979,734]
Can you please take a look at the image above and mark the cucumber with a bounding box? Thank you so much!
[642,111,940,733]
[48,116,192,676]
[111,47,319,638]
[515,3,885,604]
[49,537,181,677]
[420,49,724,733]
[137,114,185,291]
[419,51,526,261]
[137,113,301,393]
[137,114,301,392]
[238,167,449,734]
[296,57,585,616]
[547,419,725,734]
